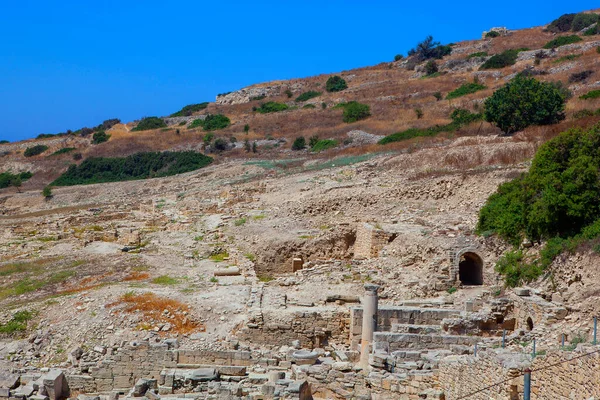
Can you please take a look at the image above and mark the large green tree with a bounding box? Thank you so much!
[484,76,566,135]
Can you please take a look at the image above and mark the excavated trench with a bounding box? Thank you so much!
[253,227,357,278]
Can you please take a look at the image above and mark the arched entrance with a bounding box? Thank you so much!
[458,252,484,285]
[526,317,534,331]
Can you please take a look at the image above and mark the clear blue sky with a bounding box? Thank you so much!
[0,1,597,142]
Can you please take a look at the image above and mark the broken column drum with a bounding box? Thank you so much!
[359,283,380,368]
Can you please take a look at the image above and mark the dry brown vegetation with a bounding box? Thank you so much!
[108,292,204,335]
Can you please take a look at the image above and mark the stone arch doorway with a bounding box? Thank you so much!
[458,252,484,285]
[526,317,534,331]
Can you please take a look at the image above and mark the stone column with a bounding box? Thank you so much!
[359,283,380,368]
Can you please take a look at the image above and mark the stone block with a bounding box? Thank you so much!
[0,388,9,398]
[42,370,69,400]
[188,368,218,382]
[133,379,148,397]
[0,374,19,390]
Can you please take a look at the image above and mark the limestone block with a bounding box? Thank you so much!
[188,368,218,382]
[0,388,9,398]
[42,370,69,400]
[214,267,241,277]
[0,374,19,390]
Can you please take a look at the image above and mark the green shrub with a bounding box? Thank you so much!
[212,138,228,152]
[572,13,599,31]
[311,139,338,152]
[415,108,424,119]
[467,51,488,59]
[255,102,289,113]
[295,91,322,102]
[50,147,75,156]
[92,131,110,144]
[284,89,293,98]
[580,90,600,100]
[51,151,213,186]
[0,140,9,144]
[202,114,230,131]
[548,13,577,33]
[42,186,53,198]
[484,76,566,134]
[292,137,306,150]
[0,171,32,189]
[485,31,500,38]
[424,60,438,75]
[24,145,48,157]
[480,49,521,69]
[250,94,266,101]
[73,153,82,161]
[170,103,208,117]
[189,119,204,129]
[244,124,250,134]
[325,76,348,92]
[394,54,404,61]
[446,82,487,100]
[543,35,582,49]
[132,117,167,131]
[203,132,214,145]
[302,104,316,109]
[450,109,483,125]
[478,122,600,244]
[334,101,370,123]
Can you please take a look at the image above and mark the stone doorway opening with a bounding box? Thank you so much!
[458,252,484,285]
[526,317,534,331]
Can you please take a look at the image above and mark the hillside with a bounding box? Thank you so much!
[2,10,600,400]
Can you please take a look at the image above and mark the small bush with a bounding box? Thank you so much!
[415,108,424,119]
[202,114,231,131]
[447,287,458,294]
[0,310,34,334]
[92,131,110,144]
[334,101,371,123]
[433,92,442,101]
[580,90,600,100]
[24,145,49,157]
[132,117,167,131]
[311,139,338,152]
[325,76,348,92]
[321,102,327,109]
[292,137,306,150]
[296,91,322,102]
[485,31,500,38]
[394,54,404,61]
[250,94,266,101]
[408,36,452,61]
[243,124,250,134]
[553,54,582,63]
[255,102,289,113]
[212,138,228,152]
[284,89,293,98]
[73,153,83,161]
[543,35,582,49]
[572,13,599,32]
[50,147,75,156]
[424,60,438,75]
[569,70,594,83]
[170,103,208,117]
[584,24,599,36]
[480,49,521,69]
[42,186,53,198]
[446,82,487,100]
[303,104,316,109]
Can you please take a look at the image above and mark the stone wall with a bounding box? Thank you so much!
[237,309,350,349]
[70,341,262,393]
[438,346,600,399]
[350,306,460,350]
[354,223,394,259]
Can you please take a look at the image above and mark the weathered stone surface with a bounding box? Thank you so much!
[0,374,19,390]
[188,368,218,382]
[42,370,69,400]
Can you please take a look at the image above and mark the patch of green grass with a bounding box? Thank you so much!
[37,236,58,242]
[447,287,457,294]
[0,310,35,334]
[209,277,219,283]
[258,275,275,282]
[543,35,582,49]
[255,102,289,114]
[244,253,256,262]
[446,82,487,100]
[152,275,179,285]
[299,235,314,240]
[553,54,582,63]
[234,218,247,226]
[467,51,488,59]
[210,251,229,262]
[580,90,600,100]
[311,139,338,152]
[252,215,266,220]
[194,235,204,241]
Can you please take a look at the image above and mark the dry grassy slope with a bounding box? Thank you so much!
[2,14,600,193]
